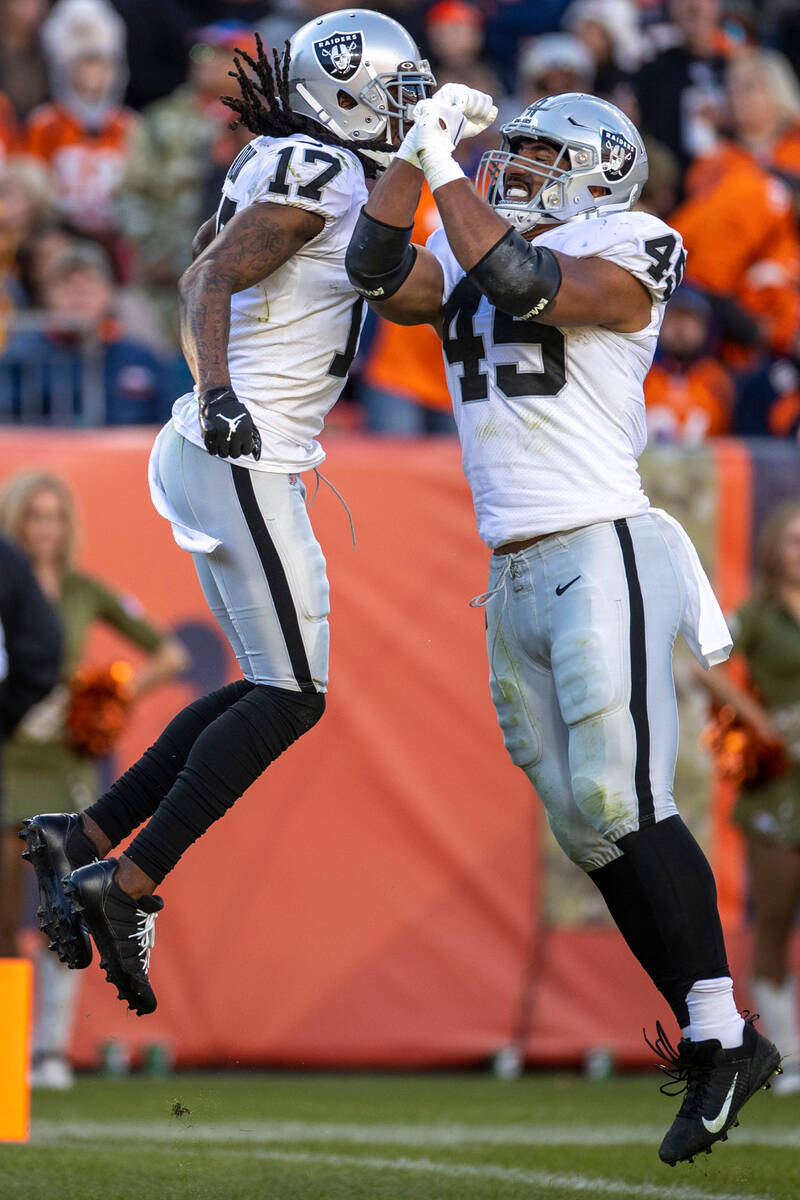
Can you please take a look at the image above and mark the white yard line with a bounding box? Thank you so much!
[216,1148,776,1200]
[19,1139,776,1200]
[30,1117,800,1150]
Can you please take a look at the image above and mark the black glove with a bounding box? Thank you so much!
[198,386,262,460]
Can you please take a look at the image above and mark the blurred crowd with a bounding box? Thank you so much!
[0,0,798,441]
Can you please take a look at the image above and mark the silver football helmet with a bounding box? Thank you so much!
[288,9,435,145]
[475,93,648,232]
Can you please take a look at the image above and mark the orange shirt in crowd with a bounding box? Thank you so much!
[672,143,800,355]
[0,93,19,164]
[644,358,734,444]
[362,184,450,410]
[26,103,137,234]
[771,121,800,180]
[768,386,800,436]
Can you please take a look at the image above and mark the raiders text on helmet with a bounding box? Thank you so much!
[288,9,434,145]
[475,93,648,232]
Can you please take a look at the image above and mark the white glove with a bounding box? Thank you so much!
[434,83,498,142]
[395,83,497,170]
[395,121,423,169]
[413,98,467,193]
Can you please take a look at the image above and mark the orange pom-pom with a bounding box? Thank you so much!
[700,701,791,788]
[66,663,133,758]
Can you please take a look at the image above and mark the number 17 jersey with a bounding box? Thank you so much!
[426,211,686,549]
[172,134,367,473]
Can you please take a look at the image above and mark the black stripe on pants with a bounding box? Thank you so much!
[231,464,317,694]
[613,517,655,827]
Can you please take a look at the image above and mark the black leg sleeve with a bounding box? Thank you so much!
[124,684,325,884]
[590,853,690,1027]
[84,680,255,846]
[598,815,730,1027]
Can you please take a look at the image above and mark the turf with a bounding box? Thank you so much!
[2,1070,798,1199]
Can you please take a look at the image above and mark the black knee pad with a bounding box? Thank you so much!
[252,683,325,732]
[234,684,325,768]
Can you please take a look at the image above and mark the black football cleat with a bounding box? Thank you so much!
[63,859,163,1016]
[19,813,97,969]
[648,1014,781,1166]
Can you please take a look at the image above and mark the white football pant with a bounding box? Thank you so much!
[157,425,329,692]
[484,514,682,871]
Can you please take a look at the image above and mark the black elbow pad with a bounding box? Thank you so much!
[345,207,417,301]
[468,228,562,319]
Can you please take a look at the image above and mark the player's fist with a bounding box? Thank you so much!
[433,83,498,140]
[415,94,464,150]
[413,97,461,153]
[199,386,262,460]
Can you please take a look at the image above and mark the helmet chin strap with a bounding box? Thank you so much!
[294,82,349,140]
[295,80,392,145]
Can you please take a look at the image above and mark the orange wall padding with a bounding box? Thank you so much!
[1,431,540,1067]
[0,958,32,1141]
[710,440,753,928]
[0,431,774,1068]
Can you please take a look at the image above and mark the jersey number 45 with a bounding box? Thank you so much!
[443,278,567,404]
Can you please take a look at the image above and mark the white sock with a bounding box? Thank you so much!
[751,976,800,1072]
[33,948,80,1059]
[684,977,745,1048]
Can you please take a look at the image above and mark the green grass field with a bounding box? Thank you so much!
[2,1070,798,1200]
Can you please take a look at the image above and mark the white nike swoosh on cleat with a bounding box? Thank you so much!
[702,1073,738,1133]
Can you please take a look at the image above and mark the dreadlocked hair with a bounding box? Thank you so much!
[221,35,394,179]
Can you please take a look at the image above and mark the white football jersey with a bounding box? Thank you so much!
[427,211,686,548]
[172,133,368,473]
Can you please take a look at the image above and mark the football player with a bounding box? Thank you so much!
[18,11,453,1019]
[346,92,781,1164]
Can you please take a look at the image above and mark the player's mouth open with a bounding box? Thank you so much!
[503,177,533,201]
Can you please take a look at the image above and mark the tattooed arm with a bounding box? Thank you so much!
[191,215,217,261]
[178,201,324,390]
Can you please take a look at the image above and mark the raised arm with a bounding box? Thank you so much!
[346,84,498,330]
[430,176,651,333]
[410,99,652,334]
[346,158,445,328]
[178,200,323,458]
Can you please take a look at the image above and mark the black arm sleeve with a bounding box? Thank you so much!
[345,207,418,301]
[468,227,562,319]
[0,539,62,738]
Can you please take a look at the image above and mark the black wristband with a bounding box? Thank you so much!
[468,228,562,319]
[345,207,417,301]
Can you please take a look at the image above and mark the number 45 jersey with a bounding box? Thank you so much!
[172,134,368,473]
[427,211,686,549]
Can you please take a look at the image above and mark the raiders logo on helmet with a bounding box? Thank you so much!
[313,31,364,81]
[600,129,635,181]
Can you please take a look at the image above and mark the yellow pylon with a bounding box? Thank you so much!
[0,958,32,1142]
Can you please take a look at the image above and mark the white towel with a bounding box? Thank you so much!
[148,422,220,555]
[650,508,732,670]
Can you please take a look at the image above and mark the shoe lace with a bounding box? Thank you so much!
[128,908,158,973]
[643,1021,714,1115]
